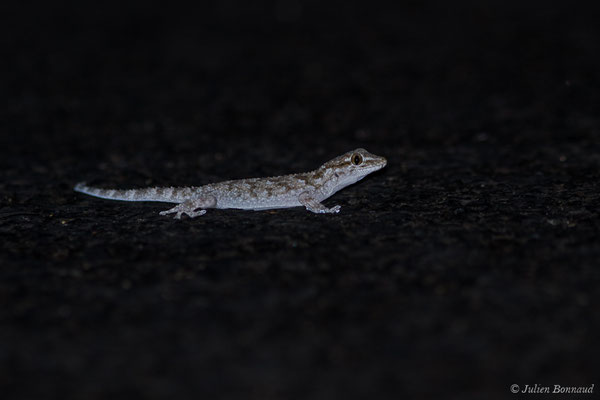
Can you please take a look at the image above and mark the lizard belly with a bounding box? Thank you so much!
[214,192,302,211]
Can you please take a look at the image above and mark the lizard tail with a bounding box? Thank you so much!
[74,182,190,203]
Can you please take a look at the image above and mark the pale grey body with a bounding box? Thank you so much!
[74,148,387,219]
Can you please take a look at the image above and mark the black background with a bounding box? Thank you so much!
[1,1,599,398]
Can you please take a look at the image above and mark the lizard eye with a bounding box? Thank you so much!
[351,153,363,165]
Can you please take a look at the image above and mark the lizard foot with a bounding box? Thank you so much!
[326,205,341,213]
[159,196,216,219]
[160,204,207,219]
[310,204,341,214]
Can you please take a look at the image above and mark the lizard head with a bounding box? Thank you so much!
[319,148,387,189]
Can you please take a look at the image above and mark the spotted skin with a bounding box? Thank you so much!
[74,148,387,219]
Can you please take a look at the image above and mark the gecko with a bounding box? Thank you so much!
[74,148,387,219]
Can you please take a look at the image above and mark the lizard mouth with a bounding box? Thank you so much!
[360,161,386,175]
[368,158,387,170]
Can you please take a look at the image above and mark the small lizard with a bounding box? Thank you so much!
[74,148,387,219]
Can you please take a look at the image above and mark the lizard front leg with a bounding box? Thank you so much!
[159,195,217,219]
[298,192,341,214]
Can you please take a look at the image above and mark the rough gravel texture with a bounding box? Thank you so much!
[1,1,599,399]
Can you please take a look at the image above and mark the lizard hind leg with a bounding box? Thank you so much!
[159,195,217,219]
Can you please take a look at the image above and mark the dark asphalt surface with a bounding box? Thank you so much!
[1,1,599,399]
